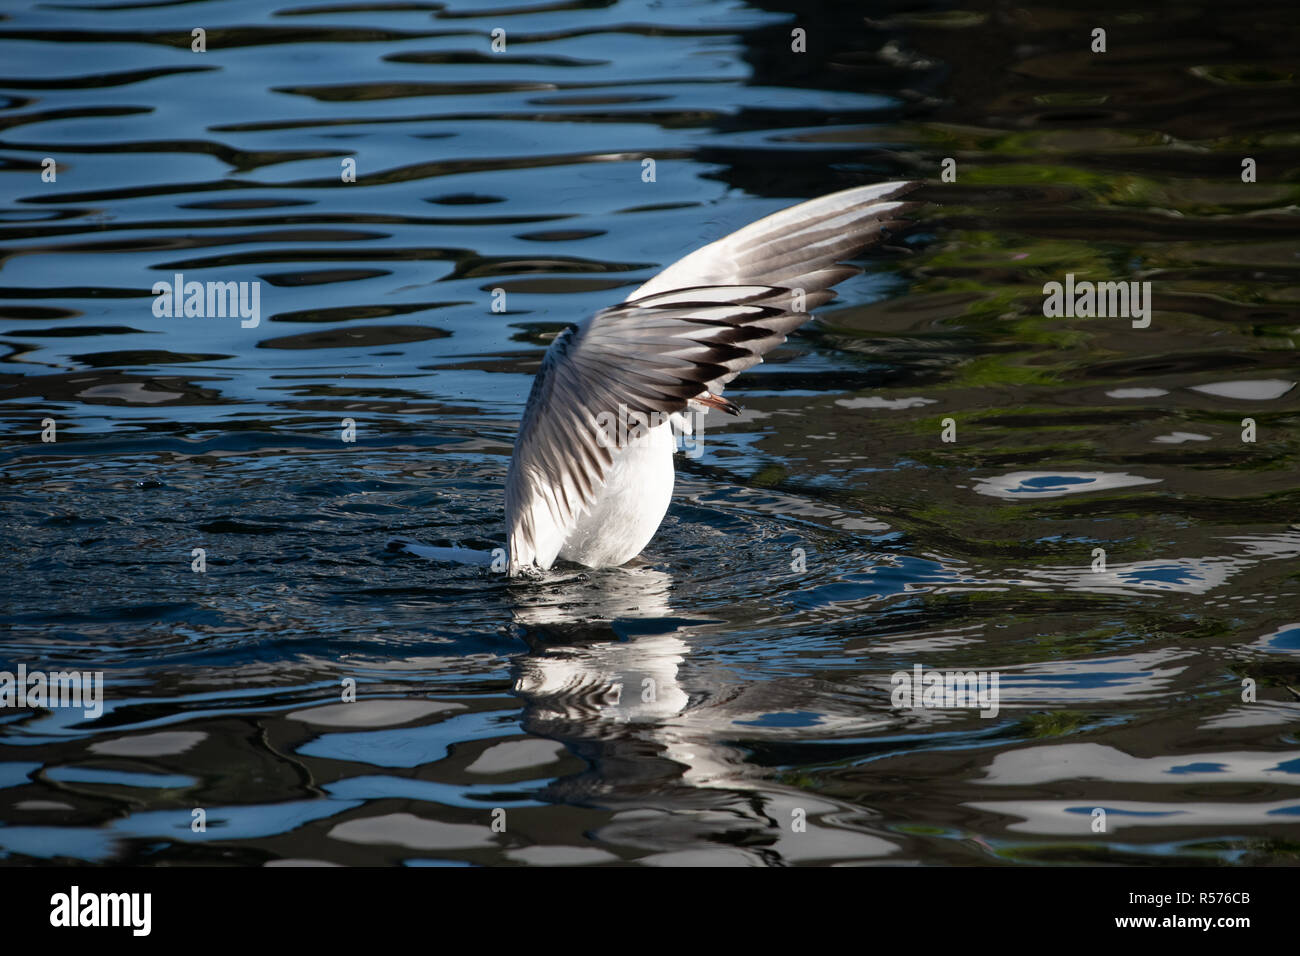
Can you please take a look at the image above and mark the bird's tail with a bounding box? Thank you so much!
[390,537,500,568]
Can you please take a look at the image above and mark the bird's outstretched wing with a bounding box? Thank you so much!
[505,180,921,573]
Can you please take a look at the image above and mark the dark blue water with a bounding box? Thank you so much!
[1,0,1298,865]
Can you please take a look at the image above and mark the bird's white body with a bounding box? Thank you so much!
[503,181,920,575]
[556,419,676,568]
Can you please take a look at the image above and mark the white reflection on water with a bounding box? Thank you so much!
[1004,530,1300,596]
[978,742,1300,785]
[508,566,901,863]
[1188,379,1295,400]
[967,798,1300,834]
[973,470,1161,500]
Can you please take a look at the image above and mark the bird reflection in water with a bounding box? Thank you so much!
[507,565,899,865]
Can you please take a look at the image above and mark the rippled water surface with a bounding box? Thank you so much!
[1,0,1299,865]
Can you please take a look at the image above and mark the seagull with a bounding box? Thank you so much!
[505,180,921,576]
